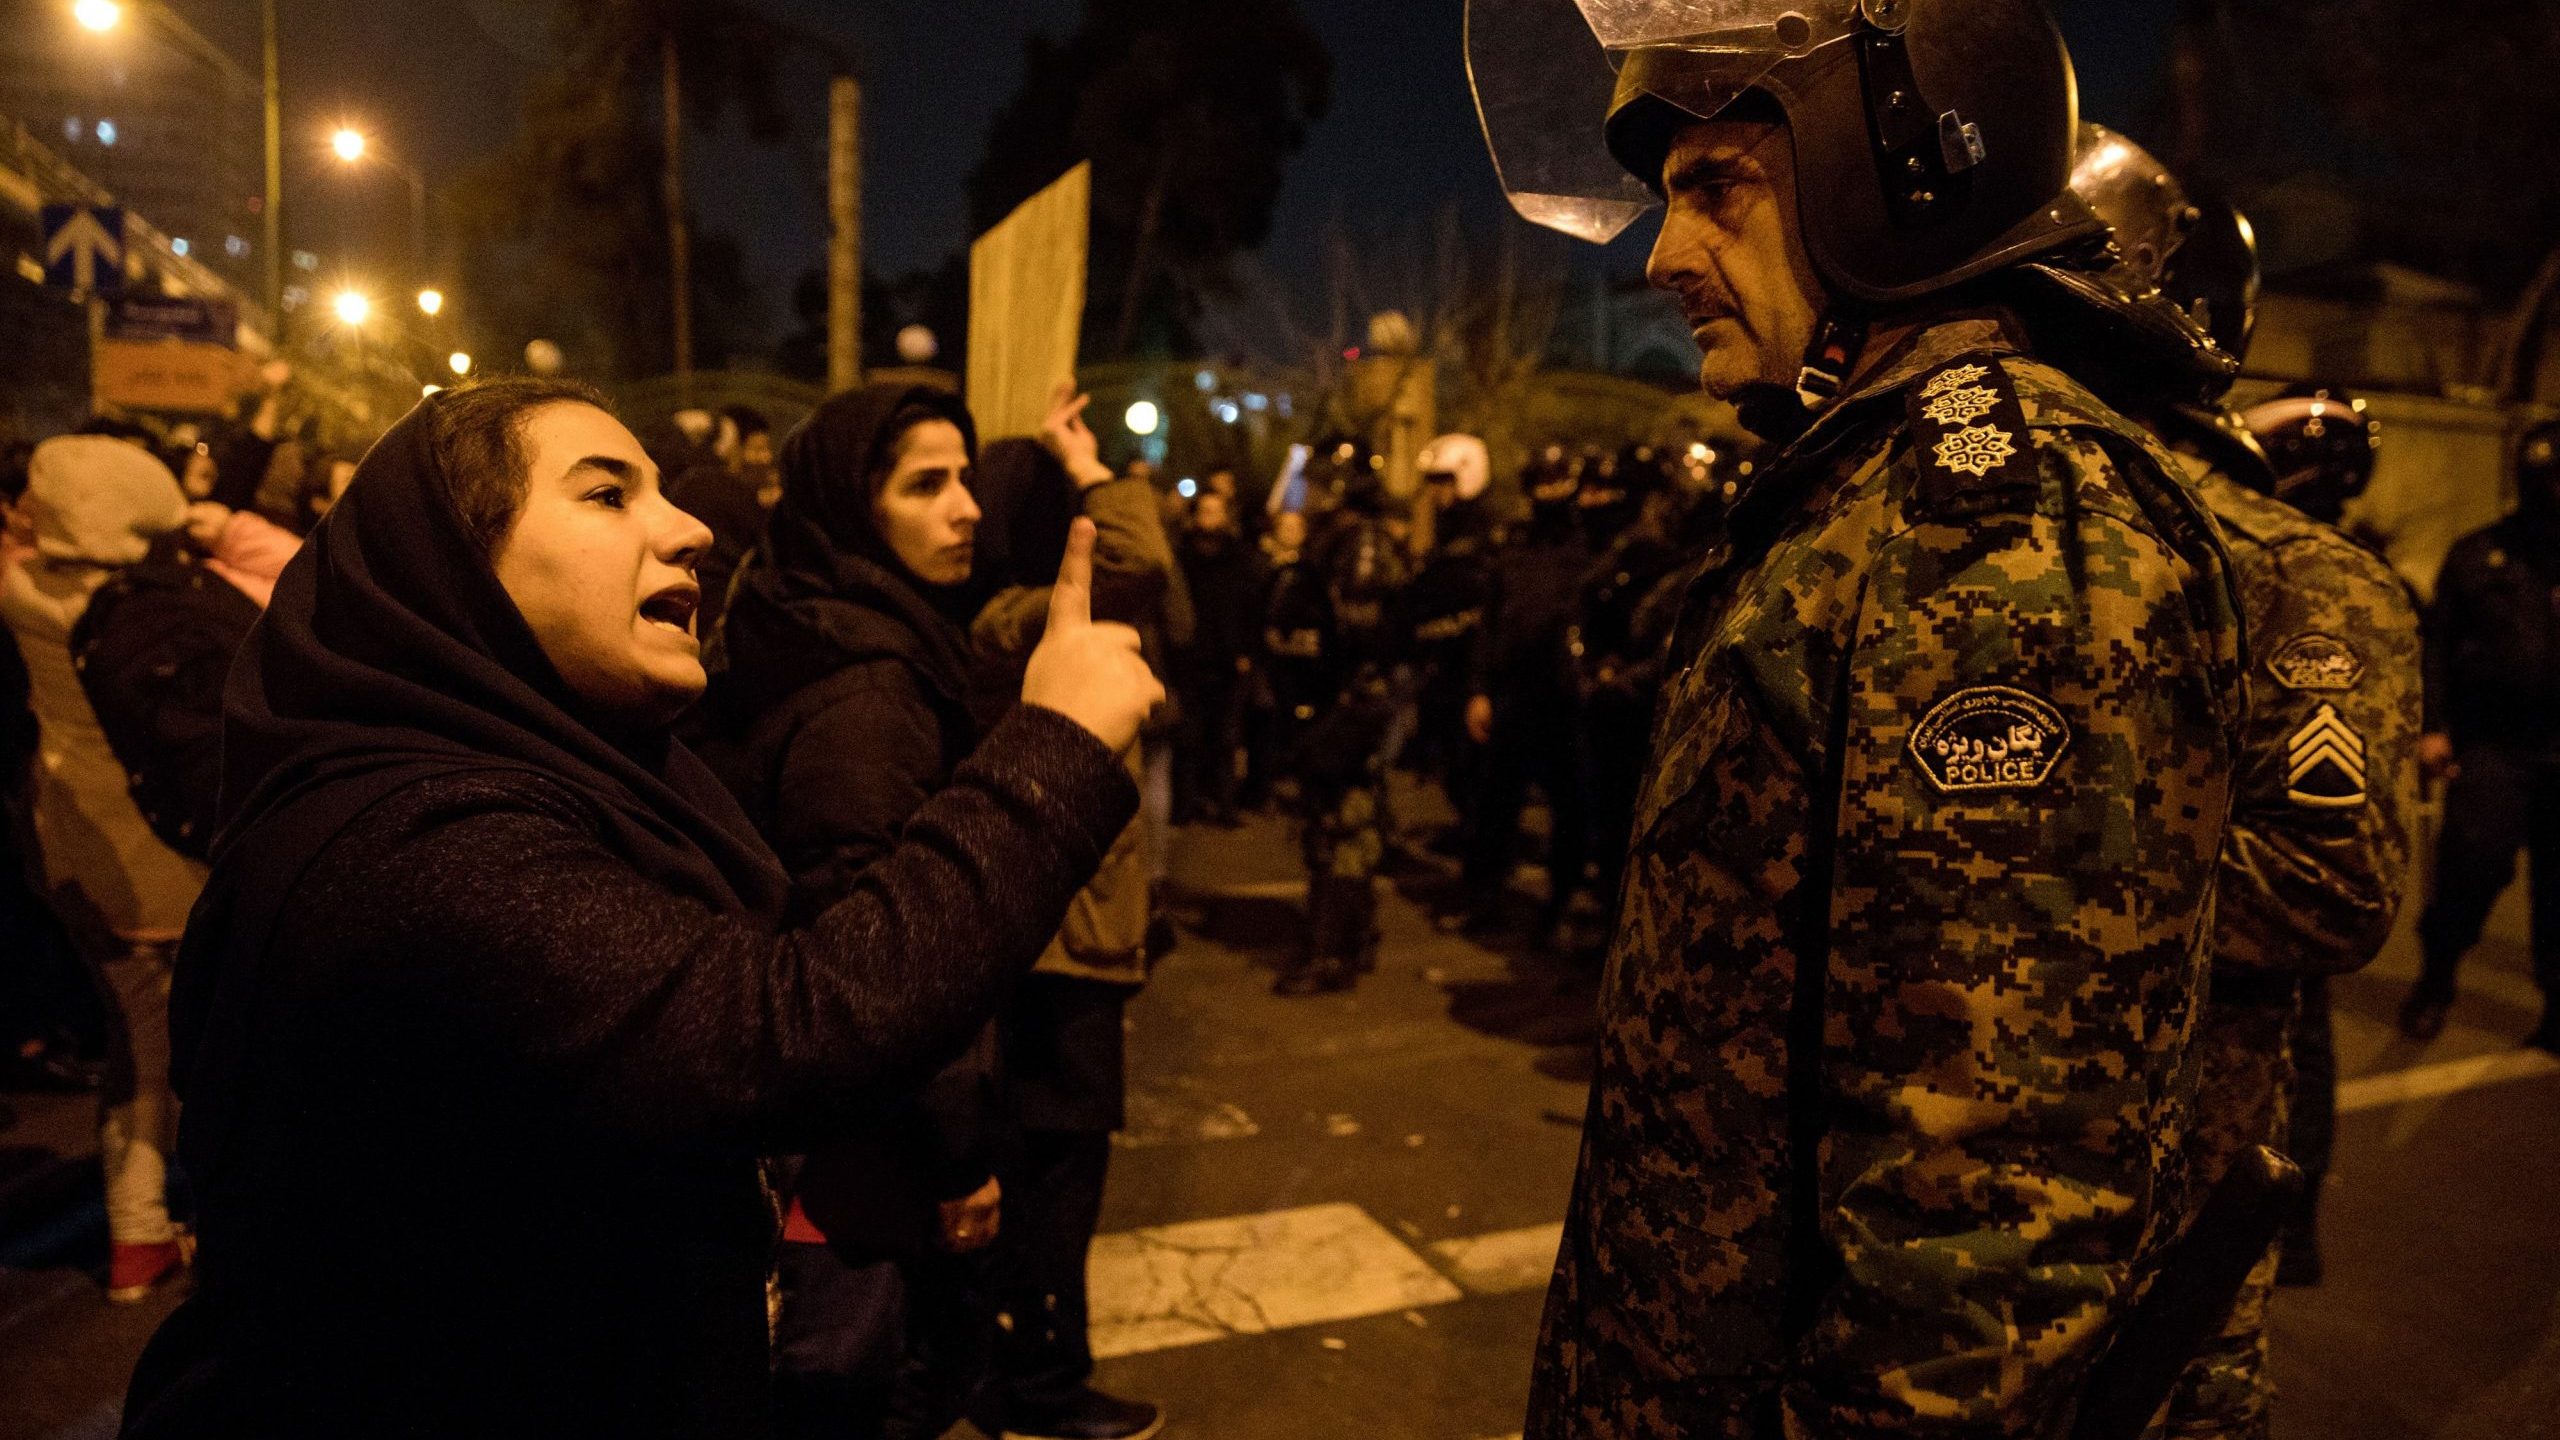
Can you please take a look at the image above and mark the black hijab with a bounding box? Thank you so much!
[971,437,1081,591]
[709,384,983,722]
[204,396,792,922]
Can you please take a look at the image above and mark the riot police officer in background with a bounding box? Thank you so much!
[1471,0,2250,1430]
[1275,441,1412,996]
[2076,122,2423,1431]
[1406,435,1500,825]
[2402,419,2560,1056]
[2231,381,2412,1295]
[1452,446,1593,949]
[1568,444,1689,922]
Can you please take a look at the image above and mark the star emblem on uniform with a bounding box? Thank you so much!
[1933,423,2018,478]
[1921,385,2000,428]
[1922,363,1990,398]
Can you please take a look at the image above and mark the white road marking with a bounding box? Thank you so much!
[1429,1223,1565,1296]
[2337,1048,2560,1114]
[1088,1203,1463,1360]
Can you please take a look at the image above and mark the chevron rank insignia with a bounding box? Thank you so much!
[2287,704,2369,809]
[2267,633,2364,692]
[1910,355,2033,504]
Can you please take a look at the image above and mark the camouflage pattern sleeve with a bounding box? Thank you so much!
[2213,526,2423,977]
[1782,434,2235,1435]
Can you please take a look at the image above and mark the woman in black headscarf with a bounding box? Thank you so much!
[119,379,1161,1440]
[706,382,1015,1439]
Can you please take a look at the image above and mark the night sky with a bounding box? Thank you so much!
[178,0,2184,348]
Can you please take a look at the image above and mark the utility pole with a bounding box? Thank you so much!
[261,0,281,326]
[660,30,694,400]
[828,72,861,394]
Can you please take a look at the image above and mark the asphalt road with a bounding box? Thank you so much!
[1,800,2554,1440]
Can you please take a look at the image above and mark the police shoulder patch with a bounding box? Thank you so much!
[1908,356,2035,507]
[1909,685,2071,794]
[2266,633,2364,692]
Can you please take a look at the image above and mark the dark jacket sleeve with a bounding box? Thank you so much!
[771,666,1000,1196]
[324,703,1133,1152]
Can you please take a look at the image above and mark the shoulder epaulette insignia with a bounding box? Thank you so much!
[1909,355,2034,506]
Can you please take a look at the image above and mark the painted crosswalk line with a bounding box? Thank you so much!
[2337,1048,2560,1114]
[1089,1203,1464,1359]
[1428,1223,1564,1296]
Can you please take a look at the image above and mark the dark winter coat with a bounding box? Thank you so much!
[708,383,1004,1221]
[2426,512,2560,755]
[120,396,1134,1440]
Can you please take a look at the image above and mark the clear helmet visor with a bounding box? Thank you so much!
[1467,0,1860,244]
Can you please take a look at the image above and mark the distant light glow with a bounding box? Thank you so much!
[1194,370,1217,393]
[292,250,318,272]
[63,117,83,143]
[1242,393,1268,413]
[331,128,367,163]
[416,288,444,316]
[170,237,189,256]
[1212,400,1240,425]
[1177,478,1198,499]
[1124,400,1162,437]
[448,351,473,377]
[95,118,118,147]
[331,290,371,326]
[73,0,123,34]
[224,235,249,258]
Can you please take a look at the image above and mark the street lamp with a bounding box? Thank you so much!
[72,0,123,33]
[332,289,371,327]
[448,351,472,377]
[330,126,428,282]
[1124,401,1163,437]
[416,288,444,317]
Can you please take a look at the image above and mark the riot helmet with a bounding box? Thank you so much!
[2066,123,2260,391]
[2240,384,2380,525]
[1469,0,2101,305]
[1421,433,1493,503]
[1307,438,1389,517]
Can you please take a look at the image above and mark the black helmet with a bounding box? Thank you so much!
[1524,444,1584,506]
[1307,438,1387,516]
[1470,0,2099,305]
[2066,123,2260,390]
[2167,197,2260,376]
[2240,384,2380,524]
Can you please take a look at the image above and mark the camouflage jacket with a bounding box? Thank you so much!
[1528,317,2248,1439]
[2189,463,2421,993]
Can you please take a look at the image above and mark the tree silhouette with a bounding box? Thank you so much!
[968,0,1333,361]
[445,0,790,378]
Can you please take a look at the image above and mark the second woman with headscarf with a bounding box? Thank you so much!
[707,383,1083,1439]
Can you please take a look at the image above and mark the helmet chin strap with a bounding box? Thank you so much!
[1732,311,1868,443]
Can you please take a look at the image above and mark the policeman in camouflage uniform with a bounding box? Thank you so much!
[2073,126,2422,1438]
[1468,0,2250,1432]
[1276,441,1411,997]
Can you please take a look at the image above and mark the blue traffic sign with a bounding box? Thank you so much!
[41,204,126,294]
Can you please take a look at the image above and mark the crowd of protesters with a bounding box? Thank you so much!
[2,361,2554,1439]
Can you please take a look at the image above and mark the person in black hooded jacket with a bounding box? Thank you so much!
[705,382,1015,1440]
[117,378,1163,1440]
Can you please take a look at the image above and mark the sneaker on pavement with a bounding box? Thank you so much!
[2396,992,2450,1043]
[1000,1388,1164,1440]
